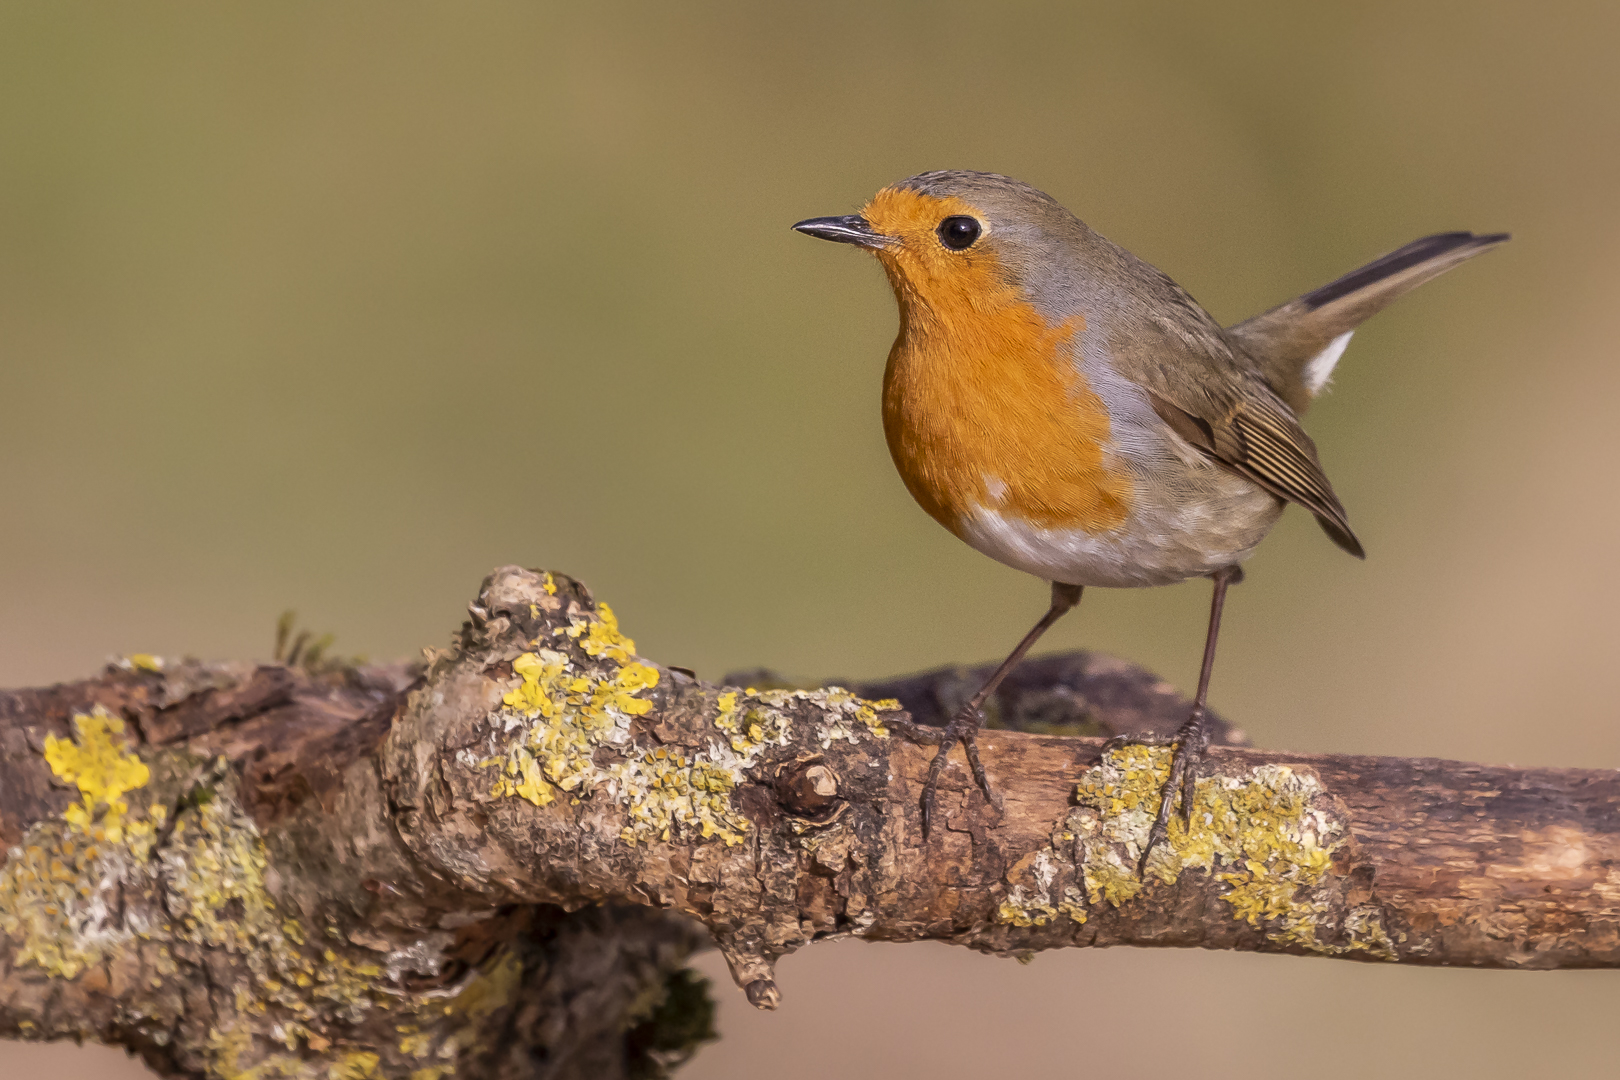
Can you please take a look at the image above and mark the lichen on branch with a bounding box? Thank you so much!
[2,564,1618,1080]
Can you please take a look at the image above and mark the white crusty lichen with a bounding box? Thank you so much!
[608,688,788,846]
[812,687,896,746]
[619,684,899,845]
[996,850,1088,929]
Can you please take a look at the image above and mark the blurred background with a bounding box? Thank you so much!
[2,2,1617,1077]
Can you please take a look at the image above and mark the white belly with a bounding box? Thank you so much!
[956,471,1283,588]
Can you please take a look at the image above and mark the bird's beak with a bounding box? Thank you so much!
[791,215,894,249]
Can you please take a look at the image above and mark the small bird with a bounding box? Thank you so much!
[794,171,1506,861]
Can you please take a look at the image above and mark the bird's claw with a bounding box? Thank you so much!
[917,705,999,837]
[1109,708,1211,875]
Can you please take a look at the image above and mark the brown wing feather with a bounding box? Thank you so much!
[1093,245,1366,559]
[1148,387,1364,559]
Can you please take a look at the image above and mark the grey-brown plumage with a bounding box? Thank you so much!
[1232,232,1511,413]
[892,170,1507,562]
[794,169,1508,844]
[1214,231,1507,554]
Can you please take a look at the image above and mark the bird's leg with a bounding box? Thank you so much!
[915,581,1084,837]
[1105,565,1242,873]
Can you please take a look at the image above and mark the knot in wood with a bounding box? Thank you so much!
[774,758,841,820]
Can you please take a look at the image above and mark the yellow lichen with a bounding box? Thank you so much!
[207,1024,387,1080]
[158,794,392,1031]
[854,703,891,738]
[4,741,414,1076]
[1056,897,1088,925]
[711,691,789,754]
[1082,849,1146,908]
[1342,904,1400,960]
[3,713,493,1075]
[488,641,659,807]
[482,605,902,852]
[397,1026,432,1058]
[996,896,1057,927]
[485,604,797,848]
[612,748,750,846]
[609,685,805,846]
[997,851,1089,929]
[327,1052,382,1079]
[501,651,565,717]
[1063,745,1396,958]
[602,662,660,716]
[813,688,899,746]
[558,602,636,661]
[1000,901,1074,929]
[44,708,153,845]
[0,709,169,977]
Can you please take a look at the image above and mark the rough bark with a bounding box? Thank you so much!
[1,566,1617,1080]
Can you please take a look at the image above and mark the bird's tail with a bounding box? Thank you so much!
[1229,231,1509,412]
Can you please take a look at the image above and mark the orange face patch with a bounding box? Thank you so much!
[865,187,1131,536]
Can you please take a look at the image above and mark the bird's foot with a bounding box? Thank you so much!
[1101,708,1210,874]
[903,704,1003,837]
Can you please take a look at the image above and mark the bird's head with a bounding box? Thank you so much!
[794,170,1089,319]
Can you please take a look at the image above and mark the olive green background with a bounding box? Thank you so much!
[3,2,1618,1078]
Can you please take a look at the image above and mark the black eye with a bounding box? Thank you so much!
[937,215,982,250]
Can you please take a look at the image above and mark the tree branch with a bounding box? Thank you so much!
[2,566,1616,1079]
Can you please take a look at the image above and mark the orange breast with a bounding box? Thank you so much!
[876,249,1131,538]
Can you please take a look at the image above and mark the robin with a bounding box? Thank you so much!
[794,170,1506,863]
